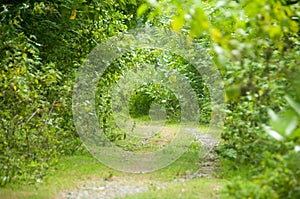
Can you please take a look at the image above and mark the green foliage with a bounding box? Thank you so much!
[141,0,300,198]
[0,0,144,186]
[1,1,299,197]
[223,151,300,199]
[0,24,64,186]
[216,52,292,164]
[96,48,211,142]
[129,83,181,121]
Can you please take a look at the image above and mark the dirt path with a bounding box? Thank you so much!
[56,129,219,199]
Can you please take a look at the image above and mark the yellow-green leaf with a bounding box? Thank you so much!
[70,9,76,20]
[171,14,185,32]
[137,3,148,17]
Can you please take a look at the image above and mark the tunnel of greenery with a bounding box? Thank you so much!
[1,0,299,198]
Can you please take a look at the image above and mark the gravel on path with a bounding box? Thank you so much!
[57,129,219,199]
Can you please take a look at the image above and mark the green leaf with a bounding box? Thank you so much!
[263,125,284,141]
[137,3,149,17]
[171,14,185,32]
[289,128,300,140]
[285,95,300,116]
[130,0,137,5]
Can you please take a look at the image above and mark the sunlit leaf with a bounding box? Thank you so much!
[285,96,300,116]
[137,3,149,17]
[70,9,76,20]
[295,145,300,152]
[285,116,298,136]
[268,109,279,122]
[171,14,185,32]
[263,125,284,141]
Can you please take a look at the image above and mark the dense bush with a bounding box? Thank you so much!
[143,0,300,197]
[223,96,300,198]
[0,0,142,186]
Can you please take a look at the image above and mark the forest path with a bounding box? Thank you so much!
[56,128,221,199]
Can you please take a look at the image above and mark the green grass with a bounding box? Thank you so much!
[121,178,227,199]
[0,153,120,199]
[0,124,223,199]
[0,142,207,199]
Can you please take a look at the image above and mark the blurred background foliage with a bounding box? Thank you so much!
[1,0,300,197]
[139,0,299,198]
[95,48,211,143]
